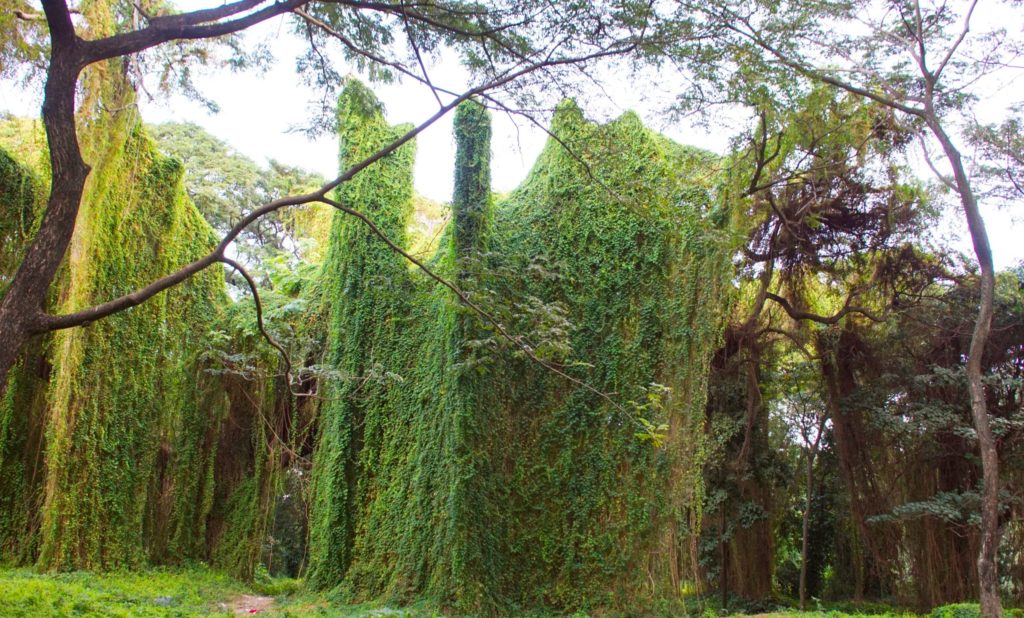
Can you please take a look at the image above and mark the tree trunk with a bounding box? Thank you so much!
[800,452,814,610]
[720,507,728,610]
[929,119,1001,618]
[0,330,25,401]
[0,1,87,398]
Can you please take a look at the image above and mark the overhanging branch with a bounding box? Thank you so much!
[221,256,295,386]
[766,292,883,325]
[83,0,306,62]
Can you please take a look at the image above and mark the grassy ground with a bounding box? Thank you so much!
[0,566,447,617]
[0,566,265,617]
[0,566,1005,618]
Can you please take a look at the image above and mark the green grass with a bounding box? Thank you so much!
[0,566,250,616]
[0,566,440,617]
[2,567,1013,618]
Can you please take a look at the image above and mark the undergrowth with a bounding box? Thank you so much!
[0,566,248,617]
[5,565,1023,618]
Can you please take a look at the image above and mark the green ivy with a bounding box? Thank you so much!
[0,144,49,565]
[307,84,736,615]
[36,94,229,571]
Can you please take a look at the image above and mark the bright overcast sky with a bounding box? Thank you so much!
[0,4,1021,269]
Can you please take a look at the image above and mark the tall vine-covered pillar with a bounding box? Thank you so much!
[439,99,502,609]
[0,146,50,564]
[451,101,492,262]
[306,79,417,590]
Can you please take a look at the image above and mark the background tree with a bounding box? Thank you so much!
[772,360,827,611]
[150,121,326,272]
[702,85,927,604]
[968,107,1024,202]
[669,2,1023,612]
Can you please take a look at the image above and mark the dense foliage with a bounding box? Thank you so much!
[1,0,1022,613]
[0,70,738,614]
[304,82,734,614]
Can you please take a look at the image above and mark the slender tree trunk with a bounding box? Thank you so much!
[929,118,1001,618]
[800,452,814,610]
[721,507,728,611]
[800,421,823,611]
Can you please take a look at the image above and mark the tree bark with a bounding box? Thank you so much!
[0,0,86,397]
[929,118,1001,618]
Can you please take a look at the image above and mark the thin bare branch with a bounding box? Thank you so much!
[399,0,444,108]
[935,0,979,80]
[919,133,957,191]
[221,256,294,386]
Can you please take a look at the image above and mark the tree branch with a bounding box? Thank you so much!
[935,0,979,81]
[294,6,461,102]
[41,0,77,48]
[725,17,926,118]
[82,0,306,63]
[919,133,957,191]
[400,0,444,108]
[766,292,883,325]
[148,0,266,29]
[316,194,630,417]
[221,257,294,386]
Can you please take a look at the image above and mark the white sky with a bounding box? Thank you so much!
[0,5,1020,270]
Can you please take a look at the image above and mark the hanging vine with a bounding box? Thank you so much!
[308,83,736,614]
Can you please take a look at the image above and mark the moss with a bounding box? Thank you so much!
[307,83,736,614]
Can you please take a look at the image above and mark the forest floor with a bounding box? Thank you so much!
[0,566,990,617]
[0,566,363,617]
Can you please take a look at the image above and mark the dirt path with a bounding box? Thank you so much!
[225,594,275,615]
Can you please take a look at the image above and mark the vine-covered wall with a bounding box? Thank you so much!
[0,102,285,580]
[0,144,49,564]
[308,82,735,614]
[15,50,233,569]
[1,72,735,609]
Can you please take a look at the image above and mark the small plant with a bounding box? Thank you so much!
[632,382,672,447]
